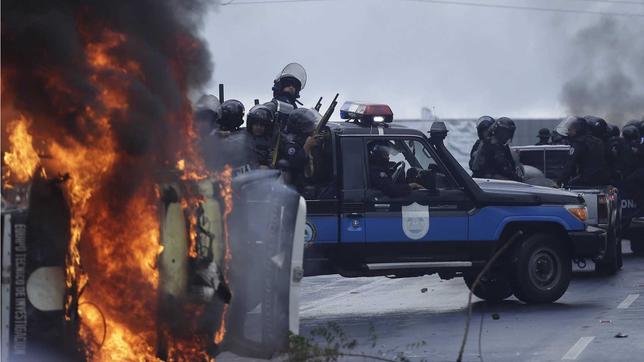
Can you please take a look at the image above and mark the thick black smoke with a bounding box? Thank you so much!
[2,0,216,206]
[1,0,214,157]
[560,17,644,125]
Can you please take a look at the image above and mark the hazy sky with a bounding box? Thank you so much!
[202,0,643,119]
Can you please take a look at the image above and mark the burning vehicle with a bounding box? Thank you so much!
[2,1,304,360]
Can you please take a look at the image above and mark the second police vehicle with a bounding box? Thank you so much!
[302,102,608,304]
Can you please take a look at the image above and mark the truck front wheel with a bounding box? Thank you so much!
[463,272,513,302]
[510,233,572,304]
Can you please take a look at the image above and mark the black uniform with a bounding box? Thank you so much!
[475,141,522,181]
[369,163,412,198]
[469,116,495,174]
[608,135,627,182]
[559,134,610,187]
[249,135,273,167]
[246,104,276,168]
[276,108,320,191]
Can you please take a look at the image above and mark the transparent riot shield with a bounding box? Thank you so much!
[225,170,305,359]
[275,63,307,90]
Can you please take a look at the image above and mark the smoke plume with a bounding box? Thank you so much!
[560,17,644,125]
[2,1,216,360]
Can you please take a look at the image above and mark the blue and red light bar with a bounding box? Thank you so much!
[340,101,393,123]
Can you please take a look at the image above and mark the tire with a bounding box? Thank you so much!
[463,272,513,302]
[595,227,621,276]
[510,233,572,304]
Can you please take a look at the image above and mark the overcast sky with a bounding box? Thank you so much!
[201,0,643,119]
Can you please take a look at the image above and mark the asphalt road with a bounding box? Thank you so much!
[221,240,643,361]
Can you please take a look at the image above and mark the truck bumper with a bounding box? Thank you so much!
[569,225,607,257]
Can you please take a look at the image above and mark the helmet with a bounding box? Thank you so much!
[285,108,320,135]
[567,117,588,139]
[220,99,245,131]
[607,124,620,138]
[550,130,565,144]
[368,140,393,166]
[585,116,608,140]
[625,119,641,128]
[194,94,222,126]
[272,63,307,100]
[537,128,551,138]
[476,116,495,139]
[622,125,640,143]
[246,105,274,133]
[490,117,516,144]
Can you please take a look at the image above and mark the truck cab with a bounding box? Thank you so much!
[303,102,608,304]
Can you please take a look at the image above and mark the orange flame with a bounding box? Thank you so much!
[2,115,40,186]
[2,22,223,361]
[214,165,233,345]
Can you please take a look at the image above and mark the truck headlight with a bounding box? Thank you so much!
[565,205,588,222]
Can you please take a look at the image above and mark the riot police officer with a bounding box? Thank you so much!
[536,128,551,145]
[608,124,627,182]
[193,94,222,167]
[264,63,307,129]
[474,117,522,182]
[194,95,253,176]
[622,124,644,206]
[550,130,567,145]
[220,99,245,132]
[586,116,615,182]
[277,108,321,188]
[264,63,308,167]
[622,125,642,177]
[368,141,423,197]
[469,116,494,174]
[246,104,275,168]
[558,117,609,187]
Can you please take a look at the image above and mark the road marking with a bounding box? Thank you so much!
[562,336,594,360]
[617,294,639,309]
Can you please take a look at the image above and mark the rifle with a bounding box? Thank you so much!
[314,93,338,135]
[314,97,323,112]
[305,93,339,177]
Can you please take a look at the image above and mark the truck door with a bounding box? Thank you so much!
[339,137,366,243]
[364,137,471,244]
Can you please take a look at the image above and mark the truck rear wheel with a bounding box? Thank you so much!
[510,233,571,304]
[463,272,513,302]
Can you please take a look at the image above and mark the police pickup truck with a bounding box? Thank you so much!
[512,144,624,273]
[303,102,607,304]
[513,144,643,258]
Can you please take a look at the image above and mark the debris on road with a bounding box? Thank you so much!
[615,333,629,338]
[421,288,428,293]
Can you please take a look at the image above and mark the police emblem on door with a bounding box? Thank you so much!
[304,221,316,243]
[401,202,429,240]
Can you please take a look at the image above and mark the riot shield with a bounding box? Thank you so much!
[275,63,307,90]
[225,170,305,359]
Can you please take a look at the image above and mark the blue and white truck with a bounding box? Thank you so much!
[302,102,607,304]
